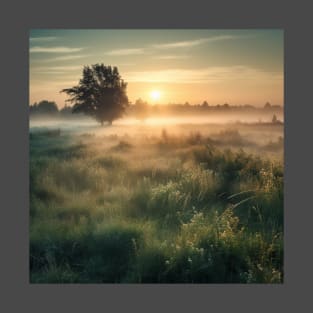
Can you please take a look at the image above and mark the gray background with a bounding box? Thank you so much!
[1,0,312,312]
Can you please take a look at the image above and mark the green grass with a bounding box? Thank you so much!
[29,127,283,283]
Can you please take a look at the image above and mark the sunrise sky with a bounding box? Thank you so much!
[29,29,283,107]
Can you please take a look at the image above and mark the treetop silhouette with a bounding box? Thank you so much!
[61,64,129,125]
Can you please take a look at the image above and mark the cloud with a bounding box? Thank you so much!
[104,48,145,56]
[38,54,90,63]
[30,36,57,42]
[154,55,190,60]
[153,38,209,49]
[30,46,84,53]
[101,35,246,57]
[30,79,79,91]
[153,35,244,49]
[32,71,67,75]
[124,66,283,84]
[31,65,83,73]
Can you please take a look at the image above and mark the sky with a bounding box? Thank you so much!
[29,29,283,107]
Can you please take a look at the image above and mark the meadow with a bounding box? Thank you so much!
[29,119,283,283]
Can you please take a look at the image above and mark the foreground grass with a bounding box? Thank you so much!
[29,127,283,283]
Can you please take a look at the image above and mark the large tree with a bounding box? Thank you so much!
[61,64,129,125]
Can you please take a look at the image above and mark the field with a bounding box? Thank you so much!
[29,119,283,283]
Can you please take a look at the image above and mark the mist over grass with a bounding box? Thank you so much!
[29,121,283,283]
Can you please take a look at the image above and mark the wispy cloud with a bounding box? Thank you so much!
[32,65,82,73]
[30,79,80,90]
[101,35,246,57]
[30,36,57,42]
[153,38,209,49]
[124,66,282,84]
[33,71,67,75]
[153,35,244,49]
[38,54,90,63]
[30,46,84,53]
[104,48,145,56]
[154,55,190,60]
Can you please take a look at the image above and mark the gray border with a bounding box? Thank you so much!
[2,0,312,312]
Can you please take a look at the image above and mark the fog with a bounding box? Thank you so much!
[29,113,284,157]
[30,111,283,130]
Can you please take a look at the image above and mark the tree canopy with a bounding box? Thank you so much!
[29,100,58,115]
[61,64,129,125]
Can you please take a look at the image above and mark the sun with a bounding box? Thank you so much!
[150,90,161,102]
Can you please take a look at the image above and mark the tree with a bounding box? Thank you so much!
[61,64,129,126]
[59,104,73,116]
[201,101,209,108]
[29,102,38,114]
[134,98,149,122]
[30,100,58,115]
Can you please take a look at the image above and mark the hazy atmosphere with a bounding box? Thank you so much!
[29,29,284,284]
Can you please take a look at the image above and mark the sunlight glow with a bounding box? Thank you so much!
[150,90,161,102]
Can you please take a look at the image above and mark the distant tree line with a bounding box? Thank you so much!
[29,100,80,118]
[29,100,58,115]
[129,100,283,120]
[29,99,283,119]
